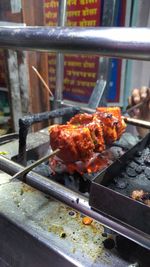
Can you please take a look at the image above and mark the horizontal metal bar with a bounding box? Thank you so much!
[0,132,19,145]
[0,155,150,249]
[0,27,150,60]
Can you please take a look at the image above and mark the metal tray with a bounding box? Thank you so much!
[89,133,150,235]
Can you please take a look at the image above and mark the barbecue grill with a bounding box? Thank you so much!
[0,26,150,267]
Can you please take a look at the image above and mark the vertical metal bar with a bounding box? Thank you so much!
[54,0,67,123]
[58,0,67,26]
[95,0,118,107]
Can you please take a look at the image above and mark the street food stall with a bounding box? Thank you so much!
[0,26,150,267]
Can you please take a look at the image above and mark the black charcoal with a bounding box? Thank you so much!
[144,167,150,179]
[128,161,138,169]
[116,180,128,189]
[144,155,150,165]
[126,167,137,177]
[135,165,143,174]
[103,238,115,249]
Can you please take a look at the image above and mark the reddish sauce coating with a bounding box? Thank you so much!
[49,107,126,163]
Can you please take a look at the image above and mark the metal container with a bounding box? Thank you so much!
[89,133,150,238]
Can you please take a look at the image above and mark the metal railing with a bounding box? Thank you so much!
[0,27,150,60]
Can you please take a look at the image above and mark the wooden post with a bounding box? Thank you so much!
[22,0,49,131]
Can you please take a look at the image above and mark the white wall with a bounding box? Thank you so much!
[123,0,150,108]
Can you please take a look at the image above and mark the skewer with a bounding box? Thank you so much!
[32,66,53,97]
[122,117,150,129]
[62,101,150,129]
[11,148,59,181]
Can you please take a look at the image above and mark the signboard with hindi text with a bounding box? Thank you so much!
[44,0,127,105]
[44,0,101,103]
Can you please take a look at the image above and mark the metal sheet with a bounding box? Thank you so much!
[0,155,150,250]
[90,133,150,245]
[54,0,67,116]
[0,172,130,267]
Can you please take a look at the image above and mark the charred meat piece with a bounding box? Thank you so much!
[94,112,118,144]
[96,107,126,142]
[49,107,126,163]
[69,107,126,143]
[69,113,93,125]
[50,124,95,162]
[68,113,105,152]
[87,121,105,153]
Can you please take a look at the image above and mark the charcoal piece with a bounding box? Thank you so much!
[102,232,107,237]
[135,165,143,174]
[109,146,124,159]
[135,151,142,157]
[141,156,148,163]
[142,147,150,156]
[103,238,115,249]
[27,161,53,177]
[137,173,147,181]
[113,177,128,189]
[141,150,150,163]
[130,178,150,194]
[126,167,137,177]
[128,161,138,169]
[144,155,150,166]
[134,156,145,165]
[144,167,150,179]
[119,172,127,178]
[132,173,150,191]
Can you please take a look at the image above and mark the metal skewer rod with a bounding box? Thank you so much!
[123,117,150,129]
[62,100,150,129]
[11,148,59,181]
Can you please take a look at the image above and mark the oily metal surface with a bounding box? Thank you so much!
[0,172,129,267]
[1,154,150,250]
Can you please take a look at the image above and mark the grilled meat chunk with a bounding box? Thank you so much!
[50,124,95,162]
[69,113,93,125]
[68,113,105,153]
[49,107,126,163]
[96,107,126,142]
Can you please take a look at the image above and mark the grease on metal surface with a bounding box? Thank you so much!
[0,175,128,266]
